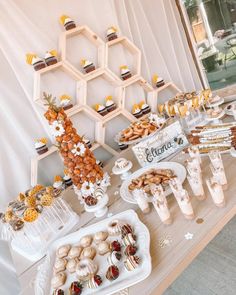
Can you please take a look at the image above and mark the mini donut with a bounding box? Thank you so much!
[68,246,83,259]
[94,231,108,244]
[129,134,140,141]
[133,125,143,134]
[51,272,66,289]
[97,241,110,255]
[53,258,67,274]
[107,219,125,236]
[56,244,71,258]
[79,235,93,248]
[76,258,98,281]
[66,258,79,273]
[140,122,150,129]
[81,246,96,260]
[123,127,133,138]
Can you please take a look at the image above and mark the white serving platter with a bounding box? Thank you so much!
[34,209,151,295]
[120,162,186,204]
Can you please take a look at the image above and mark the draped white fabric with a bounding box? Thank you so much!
[0,0,202,207]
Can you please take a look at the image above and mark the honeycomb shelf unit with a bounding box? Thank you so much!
[31,24,181,185]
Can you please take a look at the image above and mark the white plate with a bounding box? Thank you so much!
[120,162,186,204]
[34,210,151,295]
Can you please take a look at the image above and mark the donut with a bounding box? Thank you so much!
[123,127,133,138]
[107,219,125,236]
[76,258,98,281]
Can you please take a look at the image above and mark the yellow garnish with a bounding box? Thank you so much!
[152,74,158,84]
[26,53,37,65]
[39,137,48,144]
[139,100,145,108]
[132,104,140,112]
[60,94,71,101]
[109,26,117,32]
[29,184,44,196]
[105,95,112,101]
[60,15,70,25]
[64,169,69,175]
[80,59,86,66]
[120,65,128,70]
[18,193,25,202]
[54,175,62,182]
[94,104,101,111]
[49,50,57,57]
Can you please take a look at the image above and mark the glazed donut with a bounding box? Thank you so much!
[108,219,125,236]
[76,258,98,281]
[123,127,133,138]
[133,125,143,134]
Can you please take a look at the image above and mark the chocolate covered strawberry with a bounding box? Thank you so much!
[69,281,83,295]
[110,240,121,252]
[106,265,119,281]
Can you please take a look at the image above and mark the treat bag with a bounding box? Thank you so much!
[206,178,225,207]
[186,158,201,175]
[174,189,194,219]
[150,185,172,224]
[209,150,224,170]
[132,189,150,214]
[210,165,227,190]
[187,174,205,200]
[188,146,202,164]
[169,177,184,199]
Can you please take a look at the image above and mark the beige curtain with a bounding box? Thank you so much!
[0,0,202,207]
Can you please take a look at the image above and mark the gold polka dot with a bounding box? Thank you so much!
[196,218,204,224]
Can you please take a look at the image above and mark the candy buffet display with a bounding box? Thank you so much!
[34,210,151,295]
[43,93,110,216]
[188,122,236,154]
[0,184,79,261]
[115,114,165,145]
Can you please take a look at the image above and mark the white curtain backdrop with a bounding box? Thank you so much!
[0,0,202,207]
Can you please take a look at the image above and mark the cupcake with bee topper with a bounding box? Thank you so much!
[60,15,76,31]
[106,26,118,41]
[94,104,108,116]
[105,95,116,112]
[63,169,73,187]
[120,65,131,80]
[81,59,95,74]
[26,53,46,71]
[59,94,73,110]
[53,175,64,195]
[139,101,151,115]
[152,74,165,88]
[132,104,142,119]
[44,50,58,66]
[35,138,48,155]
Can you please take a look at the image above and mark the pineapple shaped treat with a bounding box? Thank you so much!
[23,208,39,222]
[41,194,53,206]
[43,93,104,196]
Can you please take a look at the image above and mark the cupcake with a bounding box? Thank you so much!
[80,59,95,73]
[60,15,76,31]
[26,53,46,71]
[152,74,165,88]
[106,26,118,41]
[105,96,116,112]
[53,175,64,191]
[44,50,58,66]
[82,137,92,149]
[60,94,73,110]
[94,104,108,116]
[63,169,73,187]
[118,142,128,151]
[132,104,143,119]
[120,65,132,80]
[35,138,48,155]
[139,101,151,115]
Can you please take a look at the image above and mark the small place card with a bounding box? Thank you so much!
[132,121,188,166]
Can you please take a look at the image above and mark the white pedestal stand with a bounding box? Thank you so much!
[84,194,109,218]
[112,161,133,180]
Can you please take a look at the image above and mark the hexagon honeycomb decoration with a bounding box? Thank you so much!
[31,25,181,185]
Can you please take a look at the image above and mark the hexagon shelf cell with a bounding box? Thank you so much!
[93,145,115,167]
[106,37,141,82]
[31,146,63,186]
[85,69,122,118]
[34,62,86,109]
[60,25,105,78]
[70,108,101,149]
[122,77,154,116]
[104,112,133,153]
[156,82,182,104]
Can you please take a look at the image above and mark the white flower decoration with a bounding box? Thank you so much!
[50,121,65,137]
[81,181,95,197]
[71,142,86,156]
[148,113,165,126]
[184,232,194,240]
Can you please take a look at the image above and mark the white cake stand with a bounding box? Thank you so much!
[112,161,133,180]
[84,194,109,217]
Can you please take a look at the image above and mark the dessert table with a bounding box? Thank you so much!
[13,147,236,295]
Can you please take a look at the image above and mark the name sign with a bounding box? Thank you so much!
[132,121,188,167]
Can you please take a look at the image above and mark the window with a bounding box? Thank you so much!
[181,0,236,90]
